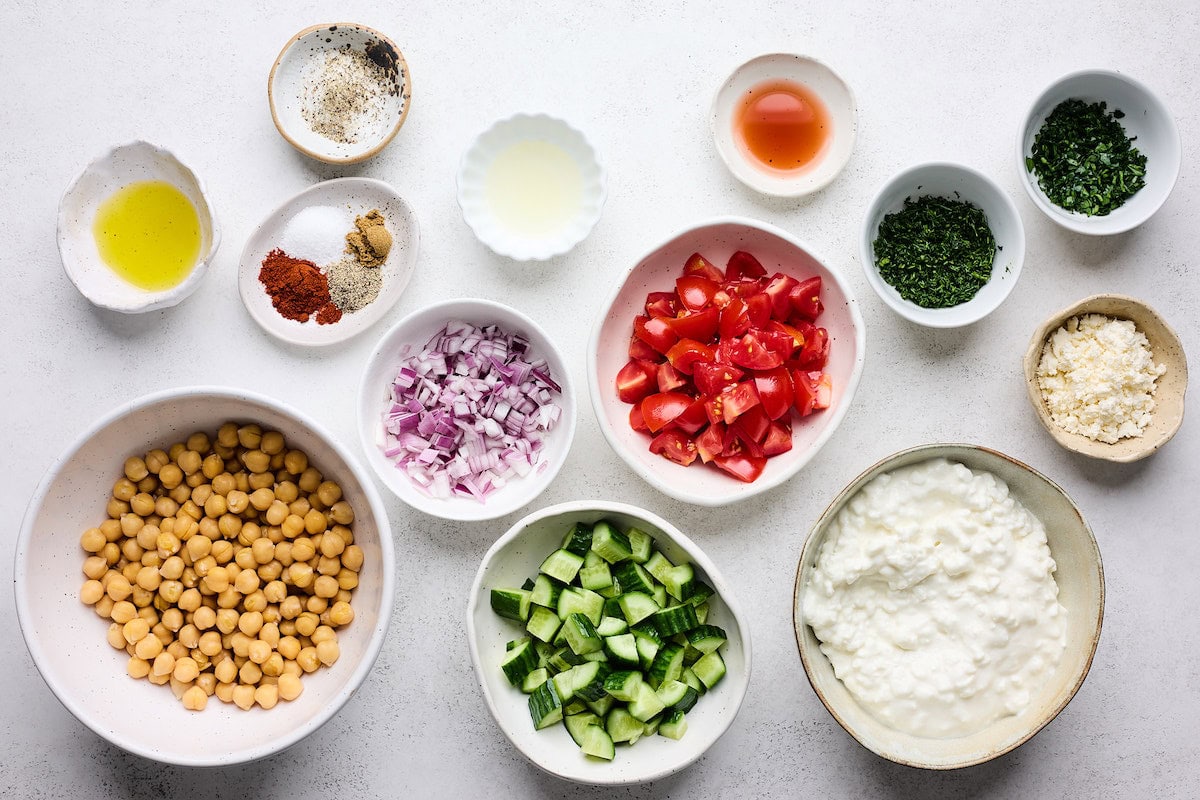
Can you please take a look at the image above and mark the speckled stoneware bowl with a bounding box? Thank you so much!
[1023,294,1187,462]
[269,23,410,164]
[588,217,866,507]
[793,443,1104,770]
[15,387,395,766]
[467,501,752,785]
[57,140,220,313]
[1018,69,1181,235]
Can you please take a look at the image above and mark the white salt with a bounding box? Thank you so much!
[278,205,351,267]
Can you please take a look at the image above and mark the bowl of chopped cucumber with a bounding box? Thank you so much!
[467,501,751,784]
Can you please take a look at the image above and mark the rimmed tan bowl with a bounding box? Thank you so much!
[793,443,1104,770]
[1023,294,1187,462]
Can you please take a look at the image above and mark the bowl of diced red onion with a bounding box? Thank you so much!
[358,298,577,521]
[587,218,866,506]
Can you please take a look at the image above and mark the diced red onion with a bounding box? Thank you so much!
[381,320,563,503]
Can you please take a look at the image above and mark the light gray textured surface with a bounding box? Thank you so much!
[2,2,1197,798]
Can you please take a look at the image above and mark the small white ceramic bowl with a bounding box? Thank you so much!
[238,177,420,347]
[467,501,752,785]
[793,443,1104,770]
[711,53,857,197]
[1018,69,1181,235]
[1023,293,1188,462]
[456,113,606,261]
[358,298,577,521]
[269,23,410,164]
[860,162,1026,328]
[57,140,220,313]
[14,386,395,766]
[589,217,865,507]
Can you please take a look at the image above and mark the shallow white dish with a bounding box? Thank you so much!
[269,23,410,164]
[588,217,866,507]
[793,443,1103,770]
[57,140,220,313]
[456,113,606,261]
[860,162,1025,328]
[238,177,419,347]
[1018,69,1181,235]
[14,386,395,766]
[711,53,857,197]
[358,298,577,521]
[467,501,752,785]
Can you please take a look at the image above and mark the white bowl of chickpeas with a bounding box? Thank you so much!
[14,386,395,766]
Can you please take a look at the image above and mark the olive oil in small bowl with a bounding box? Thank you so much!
[58,141,220,313]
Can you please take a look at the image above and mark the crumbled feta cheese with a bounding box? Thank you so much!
[1036,314,1166,444]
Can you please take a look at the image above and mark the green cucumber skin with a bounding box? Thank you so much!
[528,679,564,729]
[500,640,538,686]
[590,520,633,563]
[490,588,532,622]
[652,604,699,637]
[540,549,585,584]
[626,527,654,563]
[692,651,727,689]
[561,522,594,556]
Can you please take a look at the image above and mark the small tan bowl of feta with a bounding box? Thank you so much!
[1024,294,1187,462]
[792,444,1104,769]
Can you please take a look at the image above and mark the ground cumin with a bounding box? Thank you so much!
[258,248,343,325]
[345,209,392,267]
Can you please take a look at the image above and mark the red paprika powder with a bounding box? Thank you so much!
[258,249,343,325]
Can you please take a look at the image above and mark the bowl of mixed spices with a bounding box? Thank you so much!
[268,23,411,164]
[1018,70,1181,235]
[238,177,419,346]
[860,162,1025,328]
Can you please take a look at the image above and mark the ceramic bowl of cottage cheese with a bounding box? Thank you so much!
[792,443,1104,770]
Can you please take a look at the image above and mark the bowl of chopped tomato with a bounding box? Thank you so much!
[587,218,866,506]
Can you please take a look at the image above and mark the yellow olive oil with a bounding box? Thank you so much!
[484,140,583,237]
[92,180,202,291]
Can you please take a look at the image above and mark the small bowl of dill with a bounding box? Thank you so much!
[860,162,1026,329]
[1018,70,1181,235]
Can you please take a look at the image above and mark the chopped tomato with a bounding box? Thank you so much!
[720,381,760,424]
[792,369,832,415]
[812,371,832,410]
[768,320,807,350]
[695,422,725,463]
[656,361,687,393]
[649,430,698,466]
[664,306,719,342]
[754,366,794,420]
[629,335,662,363]
[616,359,657,404]
[634,315,679,355]
[645,291,677,319]
[676,275,720,312]
[629,403,649,433]
[725,425,765,458]
[666,338,716,375]
[763,273,799,319]
[712,452,767,482]
[718,294,750,339]
[762,420,793,455]
[683,252,725,283]
[729,332,784,370]
[789,277,823,321]
[693,362,743,396]
[726,250,767,280]
[731,404,769,443]
[745,293,772,328]
[641,392,694,433]
[757,328,798,361]
[795,327,829,369]
[669,398,709,435]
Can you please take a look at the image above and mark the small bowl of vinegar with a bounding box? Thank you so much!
[711,54,857,197]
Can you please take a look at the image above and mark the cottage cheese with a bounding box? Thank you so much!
[1036,314,1166,444]
[803,459,1066,739]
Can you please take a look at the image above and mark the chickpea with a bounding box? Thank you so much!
[177,449,202,476]
[234,569,260,595]
[124,456,150,481]
[238,611,264,637]
[158,463,183,490]
[328,601,355,627]
[172,657,200,683]
[135,634,164,661]
[136,565,162,591]
[198,631,223,657]
[211,540,234,564]
[232,683,256,711]
[252,538,276,566]
[128,657,152,679]
[239,660,263,685]
[329,501,354,526]
[289,498,312,519]
[212,472,236,497]
[295,613,319,638]
[181,685,207,711]
[303,509,328,535]
[193,605,217,630]
[319,532,345,558]
[277,673,304,702]
[122,618,150,644]
[83,556,108,580]
[246,471,273,491]
[313,575,339,600]
[236,424,262,450]
[80,580,105,605]
[106,574,132,602]
[281,514,305,539]
[139,475,161,494]
[296,647,321,673]
[214,658,238,685]
[254,683,280,710]
[243,591,267,614]
[263,580,286,604]
[315,640,340,666]
[106,498,130,519]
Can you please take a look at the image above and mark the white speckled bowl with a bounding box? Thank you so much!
[57,140,220,313]
[860,161,1025,328]
[793,443,1104,770]
[456,113,606,261]
[15,386,395,767]
[588,217,866,507]
[711,53,857,197]
[238,177,420,347]
[358,298,577,521]
[1023,293,1188,462]
[468,501,752,785]
[269,23,410,164]
[1018,69,1181,235]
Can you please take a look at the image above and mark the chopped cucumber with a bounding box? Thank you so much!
[491,589,532,621]
[655,679,689,707]
[694,602,710,625]
[613,561,656,595]
[672,685,700,713]
[687,625,727,655]
[628,681,667,722]
[564,711,600,745]
[605,707,643,743]
[647,642,685,689]
[561,522,593,556]
[548,646,584,673]
[553,670,577,703]
[572,660,612,702]
[692,651,726,689]
[662,563,695,601]
[579,562,613,591]
[604,633,639,667]
[688,581,715,606]
[579,724,615,760]
[529,680,563,729]
[562,613,602,656]
[659,709,687,740]
[540,549,584,584]
[501,639,538,686]
[526,605,561,642]
[617,592,660,626]
[530,574,565,608]
[557,587,605,626]
[585,694,614,717]
[682,666,705,696]
[603,670,643,702]
[590,520,633,563]
[652,604,698,636]
[644,550,674,584]
[521,667,550,693]
[626,527,654,563]
[596,616,628,637]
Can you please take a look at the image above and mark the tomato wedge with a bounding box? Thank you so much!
[629,335,662,363]
[754,366,794,420]
[693,362,743,396]
[649,430,698,466]
[641,392,694,433]
[729,331,784,370]
[731,404,769,443]
[676,275,720,312]
[791,370,832,415]
[666,338,716,375]
[726,251,767,280]
[634,315,679,355]
[669,398,709,435]
[789,276,823,321]
[718,294,750,339]
[616,359,657,404]
[695,422,725,463]
[664,306,719,342]
[745,293,772,328]
[796,327,830,370]
[656,361,687,393]
[763,273,799,319]
[645,291,677,319]
[757,328,798,362]
[720,381,760,424]
[683,252,725,283]
[629,403,649,433]
[712,452,767,483]
[762,420,793,455]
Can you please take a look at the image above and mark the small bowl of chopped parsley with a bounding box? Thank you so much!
[1018,69,1181,235]
[860,162,1026,328]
